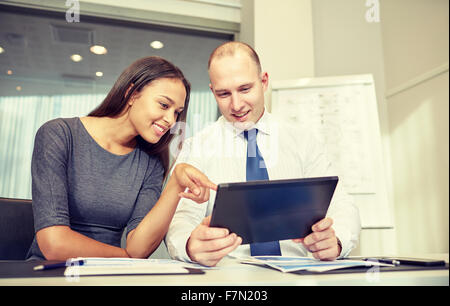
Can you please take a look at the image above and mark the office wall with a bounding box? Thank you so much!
[380,0,449,254]
[252,0,315,83]
[307,0,396,255]
[240,0,315,110]
[307,0,449,256]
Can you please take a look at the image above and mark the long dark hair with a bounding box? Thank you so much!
[89,56,191,177]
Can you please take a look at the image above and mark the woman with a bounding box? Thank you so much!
[26,56,215,260]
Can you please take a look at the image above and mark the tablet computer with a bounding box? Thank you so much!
[209,176,338,244]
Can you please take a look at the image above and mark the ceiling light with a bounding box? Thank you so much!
[70,54,83,62]
[95,71,103,77]
[90,45,107,55]
[0,46,4,54]
[150,41,164,49]
[7,70,13,75]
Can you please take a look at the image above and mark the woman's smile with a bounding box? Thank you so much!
[152,122,169,136]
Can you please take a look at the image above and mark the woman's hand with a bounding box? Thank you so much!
[172,163,217,203]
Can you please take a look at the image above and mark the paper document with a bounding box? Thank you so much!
[64,257,210,277]
[236,256,392,273]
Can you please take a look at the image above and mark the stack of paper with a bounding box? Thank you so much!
[236,256,392,273]
[64,257,212,277]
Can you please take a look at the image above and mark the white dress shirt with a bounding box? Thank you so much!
[166,110,361,262]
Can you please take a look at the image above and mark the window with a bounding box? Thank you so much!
[0,4,232,198]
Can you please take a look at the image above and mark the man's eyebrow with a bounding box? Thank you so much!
[238,82,254,89]
[214,83,254,93]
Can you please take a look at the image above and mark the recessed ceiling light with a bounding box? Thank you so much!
[95,71,103,77]
[7,70,13,75]
[0,46,4,54]
[70,54,83,62]
[16,86,22,91]
[90,45,107,55]
[150,41,164,49]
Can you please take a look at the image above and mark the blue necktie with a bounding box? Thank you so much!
[244,129,281,256]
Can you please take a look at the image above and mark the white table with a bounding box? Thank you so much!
[0,254,448,286]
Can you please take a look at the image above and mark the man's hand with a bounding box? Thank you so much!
[186,216,242,267]
[293,217,341,261]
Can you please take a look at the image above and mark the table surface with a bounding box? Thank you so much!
[0,254,448,286]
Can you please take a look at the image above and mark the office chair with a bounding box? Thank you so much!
[0,197,35,260]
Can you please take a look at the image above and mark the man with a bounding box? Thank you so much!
[166,41,360,267]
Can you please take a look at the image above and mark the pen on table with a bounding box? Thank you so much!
[33,259,85,271]
[364,258,400,266]
[378,259,400,266]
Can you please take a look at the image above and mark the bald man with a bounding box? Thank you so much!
[166,42,361,267]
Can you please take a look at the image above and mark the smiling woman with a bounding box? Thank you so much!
[87,56,191,176]
[126,78,186,145]
[26,56,217,261]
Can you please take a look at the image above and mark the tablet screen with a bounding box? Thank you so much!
[209,176,338,244]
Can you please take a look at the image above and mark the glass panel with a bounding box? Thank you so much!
[0,6,228,199]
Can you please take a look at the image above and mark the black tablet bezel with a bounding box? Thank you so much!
[209,176,338,244]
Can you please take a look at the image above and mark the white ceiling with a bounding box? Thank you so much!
[0,5,231,96]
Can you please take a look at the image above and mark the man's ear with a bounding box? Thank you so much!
[261,72,269,92]
[209,83,218,98]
